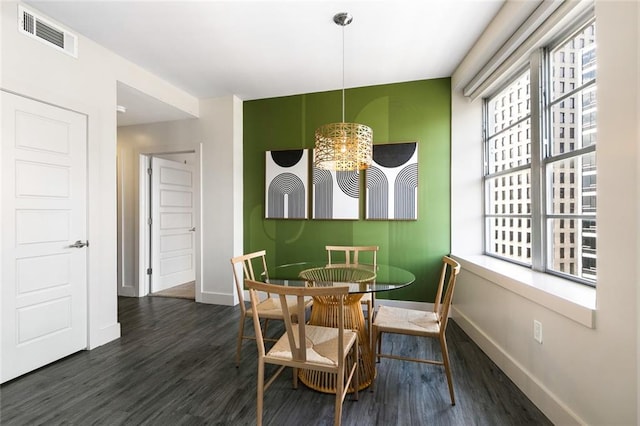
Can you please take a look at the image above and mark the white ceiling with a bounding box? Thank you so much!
[26,0,506,126]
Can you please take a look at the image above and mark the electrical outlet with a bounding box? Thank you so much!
[533,320,543,344]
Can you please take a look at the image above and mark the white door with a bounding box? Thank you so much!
[1,91,87,383]
[150,157,195,293]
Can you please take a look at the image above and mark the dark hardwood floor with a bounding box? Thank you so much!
[1,296,552,425]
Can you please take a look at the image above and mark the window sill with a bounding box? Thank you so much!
[451,254,596,328]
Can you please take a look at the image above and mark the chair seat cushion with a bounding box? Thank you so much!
[266,324,357,366]
[248,296,312,320]
[374,305,441,336]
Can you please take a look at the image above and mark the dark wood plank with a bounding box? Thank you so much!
[0,296,552,425]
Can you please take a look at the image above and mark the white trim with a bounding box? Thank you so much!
[138,154,151,297]
[201,290,236,306]
[453,254,596,328]
[129,145,202,299]
[452,307,586,425]
[118,286,137,298]
[86,323,121,350]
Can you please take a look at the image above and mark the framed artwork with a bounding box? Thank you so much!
[312,158,359,220]
[265,149,308,219]
[366,142,418,220]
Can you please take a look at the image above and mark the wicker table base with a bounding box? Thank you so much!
[298,293,374,393]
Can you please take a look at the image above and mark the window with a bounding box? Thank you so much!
[483,19,597,286]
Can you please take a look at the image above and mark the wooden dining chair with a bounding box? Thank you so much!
[230,250,312,367]
[373,256,461,405]
[326,245,379,340]
[245,279,359,426]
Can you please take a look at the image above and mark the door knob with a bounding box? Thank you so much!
[189,227,196,232]
[69,240,89,248]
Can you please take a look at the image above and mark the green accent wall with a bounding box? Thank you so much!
[243,78,451,302]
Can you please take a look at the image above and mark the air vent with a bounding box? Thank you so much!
[18,5,78,58]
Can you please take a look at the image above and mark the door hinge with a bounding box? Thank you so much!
[147,167,152,175]
[148,218,152,225]
[147,268,152,275]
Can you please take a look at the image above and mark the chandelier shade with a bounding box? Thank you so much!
[313,12,373,171]
[314,122,373,171]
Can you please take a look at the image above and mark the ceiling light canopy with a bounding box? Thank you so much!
[314,12,373,172]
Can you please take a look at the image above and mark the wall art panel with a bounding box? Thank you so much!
[366,142,418,220]
[265,149,308,219]
[312,158,359,220]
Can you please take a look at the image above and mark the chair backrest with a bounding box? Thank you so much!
[230,250,269,313]
[245,279,349,363]
[326,245,379,267]
[433,256,461,332]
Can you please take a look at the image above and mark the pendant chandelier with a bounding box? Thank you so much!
[314,12,373,171]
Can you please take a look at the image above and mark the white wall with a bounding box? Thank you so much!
[451,2,639,424]
[198,96,244,305]
[117,95,243,305]
[1,1,199,349]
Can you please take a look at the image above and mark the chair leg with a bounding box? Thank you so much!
[236,317,246,367]
[334,364,344,426]
[440,334,456,405]
[366,300,373,349]
[353,344,359,401]
[376,329,382,363]
[370,327,378,393]
[370,294,376,323]
[256,359,265,426]
[262,318,270,339]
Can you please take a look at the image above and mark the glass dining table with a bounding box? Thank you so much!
[264,262,415,393]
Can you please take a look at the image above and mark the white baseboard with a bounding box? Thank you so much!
[452,306,585,426]
[199,290,236,306]
[88,322,121,350]
[118,285,137,297]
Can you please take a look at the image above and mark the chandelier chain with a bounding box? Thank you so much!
[313,12,372,171]
[341,24,345,123]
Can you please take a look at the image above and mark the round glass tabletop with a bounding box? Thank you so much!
[265,262,415,294]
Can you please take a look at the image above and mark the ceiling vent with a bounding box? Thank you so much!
[18,5,78,58]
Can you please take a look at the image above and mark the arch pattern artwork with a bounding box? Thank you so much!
[313,169,333,219]
[265,149,308,219]
[312,159,359,220]
[265,144,417,220]
[365,166,389,219]
[366,142,418,220]
[394,163,419,219]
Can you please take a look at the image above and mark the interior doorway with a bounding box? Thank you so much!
[139,150,201,301]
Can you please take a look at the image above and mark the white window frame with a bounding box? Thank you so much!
[482,17,597,287]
